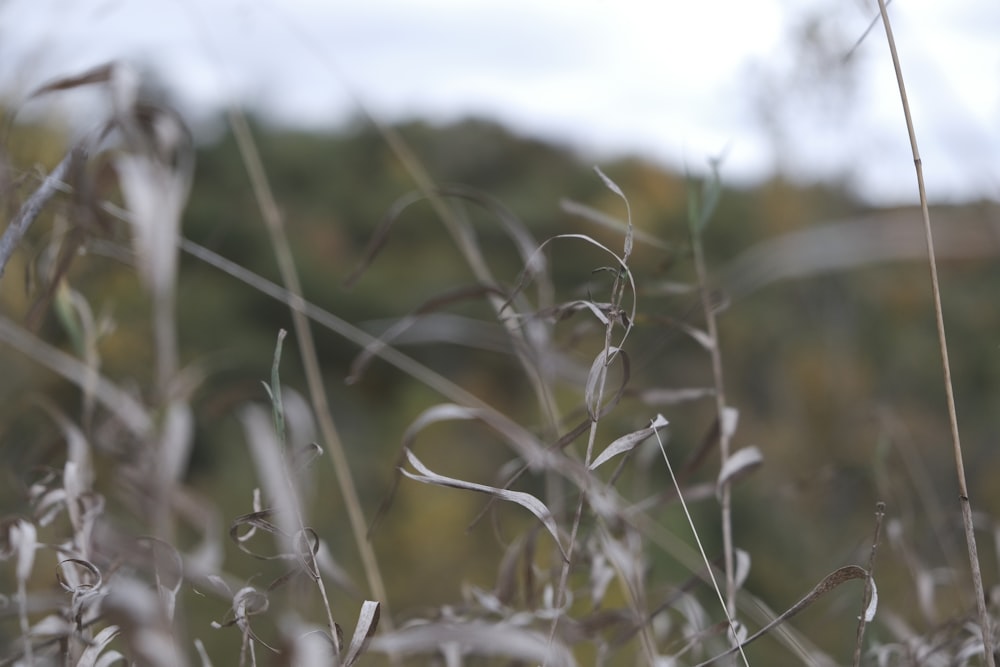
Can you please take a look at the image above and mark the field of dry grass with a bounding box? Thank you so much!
[2,5,999,665]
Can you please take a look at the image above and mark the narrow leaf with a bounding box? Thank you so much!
[678,321,715,350]
[594,165,626,199]
[75,625,120,667]
[594,166,633,260]
[403,404,481,443]
[717,446,763,492]
[503,232,636,346]
[591,415,669,470]
[863,579,878,622]
[344,600,381,666]
[401,449,566,561]
[558,299,610,325]
[585,346,626,420]
[269,329,287,444]
[370,403,551,538]
[693,565,868,666]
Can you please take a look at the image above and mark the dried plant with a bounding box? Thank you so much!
[0,37,996,667]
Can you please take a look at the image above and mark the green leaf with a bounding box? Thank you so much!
[268,329,287,445]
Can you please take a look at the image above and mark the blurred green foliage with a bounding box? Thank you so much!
[3,111,1000,662]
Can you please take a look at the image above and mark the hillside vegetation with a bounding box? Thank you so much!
[2,81,999,665]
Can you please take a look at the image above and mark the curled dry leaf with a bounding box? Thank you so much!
[504,232,636,345]
[693,565,869,666]
[400,448,567,561]
[229,510,296,560]
[212,586,276,653]
[231,586,269,628]
[535,298,611,325]
[292,528,322,580]
[343,600,380,666]
[593,166,633,261]
[229,510,356,595]
[590,414,669,470]
[716,446,763,494]
[863,579,879,622]
[75,624,121,667]
[57,558,102,596]
[585,346,629,421]
[371,402,557,537]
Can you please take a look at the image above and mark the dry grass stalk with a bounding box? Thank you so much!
[874,1,995,663]
[225,108,393,641]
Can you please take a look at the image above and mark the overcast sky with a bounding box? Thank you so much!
[1,0,998,204]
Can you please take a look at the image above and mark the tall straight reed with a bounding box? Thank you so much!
[874,1,995,663]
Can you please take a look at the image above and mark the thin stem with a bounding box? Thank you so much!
[0,146,84,278]
[547,268,659,665]
[269,328,340,651]
[853,502,885,666]
[874,1,994,663]
[227,109,393,635]
[691,230,736,615]
[654,426,749,667]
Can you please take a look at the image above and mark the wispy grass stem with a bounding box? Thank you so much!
[874,1,995,662]
[226,108,393,632]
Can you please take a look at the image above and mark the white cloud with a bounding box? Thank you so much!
[0,0,997,202]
